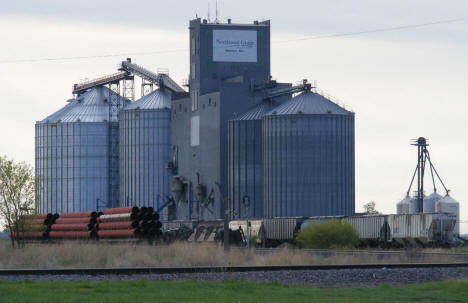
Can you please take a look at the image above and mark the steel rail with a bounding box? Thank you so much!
[0,263,467,276]
[233,248,468,258]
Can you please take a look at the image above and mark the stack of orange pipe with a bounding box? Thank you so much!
[96,207,141,239]
[49,212,98,239]
[9,213,58,240]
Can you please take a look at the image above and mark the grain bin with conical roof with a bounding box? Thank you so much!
[35,86,130,213]
[423,191,442,213]
[228,101,275,219]
[119,89,172,210]
[262,91,355,218]
[397,195,411,214]
[408,195,422,214]
[436,194,460,235]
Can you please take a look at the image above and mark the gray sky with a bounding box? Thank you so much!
[1,0,467,232]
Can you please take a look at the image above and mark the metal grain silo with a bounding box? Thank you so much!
[436,194,460,235]
[228,102,274,219]
[396,195,411,214]
[35,86,129,214]
[409,196,419,214]
[262,91,355,218]
[119,89,172,210]
[423,191,442,213]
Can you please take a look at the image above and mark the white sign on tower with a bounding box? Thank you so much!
[213,30,258,63]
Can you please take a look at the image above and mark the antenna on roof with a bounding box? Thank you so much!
[215,0,219,24]
[207,2,211,23]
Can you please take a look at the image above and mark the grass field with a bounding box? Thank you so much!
[1,240,466,269]
[0,279,467,303]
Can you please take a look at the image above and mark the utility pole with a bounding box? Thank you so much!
[215,182,230,252]
[224,197,230,252]
[243,195,251,248]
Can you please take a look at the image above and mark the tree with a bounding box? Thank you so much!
[0,155,37,248]
[295,219,360,249]
[363,201,379,215]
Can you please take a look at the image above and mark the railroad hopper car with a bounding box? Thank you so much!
[300,213,455,247]
[387,213,455,246]
[342,215,391,245]
[219,213,456,247]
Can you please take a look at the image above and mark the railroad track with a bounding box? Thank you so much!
[0,263,467,276]
[234,248,468,260]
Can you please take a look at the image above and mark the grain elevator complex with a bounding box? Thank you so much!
[34,17,461,244]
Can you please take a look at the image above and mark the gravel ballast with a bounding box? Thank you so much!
[1,266,467,286]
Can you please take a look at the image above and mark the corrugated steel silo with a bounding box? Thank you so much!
[396,195,411,214]
[262,91,355,218]
[423,191,442,213]
[35,86,129,214]
[436,194,460,235]
[409,196,420,214]
[228,102,274,219]
[119,89,172,210]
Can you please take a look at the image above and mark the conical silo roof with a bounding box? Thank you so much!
[39,99,76,123]
[437,194,459,206]
[265,91,351,116]
[123,89,171,110]
[234,101,275,120]
[38,86,130,123]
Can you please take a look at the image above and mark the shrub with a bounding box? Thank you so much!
[250,235,260,248]
[295,219,360,249]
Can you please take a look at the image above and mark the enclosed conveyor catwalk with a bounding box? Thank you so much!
[72,71,133,96]
[119,58,185,93]
[262,79,312,100]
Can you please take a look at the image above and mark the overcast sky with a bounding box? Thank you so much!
[1,0,467,232]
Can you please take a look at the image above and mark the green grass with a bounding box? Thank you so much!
[0,279,467,303]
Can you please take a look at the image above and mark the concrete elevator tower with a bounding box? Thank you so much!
[170,18,272,220]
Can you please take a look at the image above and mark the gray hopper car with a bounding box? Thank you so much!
[226,213,456,247]
[299,213,456,247]
[161,213,456,247]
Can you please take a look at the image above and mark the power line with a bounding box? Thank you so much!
[0,49,187,64]
[0,16,467,64]
[274,16,468,43]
